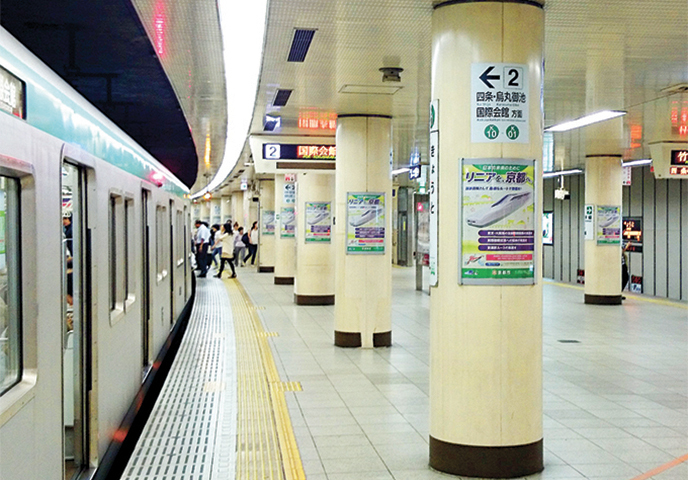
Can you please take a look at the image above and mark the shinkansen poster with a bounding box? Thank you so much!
[346,193,385,254]
[305,202,331,243]
[460,158,536,285]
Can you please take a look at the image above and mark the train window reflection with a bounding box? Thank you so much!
[0,176,21,396]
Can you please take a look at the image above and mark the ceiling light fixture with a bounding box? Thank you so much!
[543,168,583,179]
[622,159,652,167]
[391,167,410,176]
[380,67,403,83]
[190,0,269,199]
[545,110,626,132]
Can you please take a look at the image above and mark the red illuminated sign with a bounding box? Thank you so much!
[669,166,688,176]
[296,145,336,159]
[671,101,688,137]
[671,149,688,165]
[298,111,337,131]
[154,3,166,57]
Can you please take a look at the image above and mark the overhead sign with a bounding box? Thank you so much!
[460,158,536,285]
[622,166,632,186]
[0,65,26,119]
[471,63,529,144]
[408,165,421,180]
[263,144,336,160]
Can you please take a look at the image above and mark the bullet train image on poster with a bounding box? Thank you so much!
[308,210,330,225]
[349,206,381,227]
[465,192,532,228]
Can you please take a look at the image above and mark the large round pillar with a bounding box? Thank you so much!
[429,1,544,477]
[583,38,625,305]
[231,191,243,226]
[274,174,296,284]
[294,172,335,305]
[220,195,232,224]
[334,114,392,348]
[258,179,275,272]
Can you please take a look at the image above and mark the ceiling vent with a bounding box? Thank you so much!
[287,29,316,62]
[273,89,293,107]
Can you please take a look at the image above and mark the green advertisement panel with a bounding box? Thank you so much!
[261,210,275,235]
[460,158,536,285]
[346,192,385,254]
[280,207,295,238]
[596,205,621,245]
[305,202,331,243]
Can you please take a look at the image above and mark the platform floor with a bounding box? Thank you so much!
[124,265,687,480]
[238,267,687,480]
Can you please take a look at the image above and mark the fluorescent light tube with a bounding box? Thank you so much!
[543,168,583,179]
[545,110,626,132]
[391,167,410,175]
[622,159,652,167]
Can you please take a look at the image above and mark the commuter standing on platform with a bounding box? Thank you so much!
[195,220,211,277]
[233,226,246,267]
[244,221,259,265]
[208,224,221,269]
[215,223,236,279]
[621,241,631,299]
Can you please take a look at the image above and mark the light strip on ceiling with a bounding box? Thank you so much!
[191,1,269,199]
[392,167,410,176]
[545,110,626,132]
[622,159,652,167]
[543,168,583,179]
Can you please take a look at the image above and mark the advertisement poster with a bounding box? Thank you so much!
[261,210,275,235]
[346,192,385,254]
[280,207,295,238]
[417,202,430,266]
[542,212,553,245]
[305,202,331,243]
[429,99,439,285]
[596,206,621,245]
[460,158,536,285]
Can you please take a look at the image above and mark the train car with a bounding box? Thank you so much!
[0,27,193,479]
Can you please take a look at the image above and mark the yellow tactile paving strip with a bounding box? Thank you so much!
[225,279,305,480]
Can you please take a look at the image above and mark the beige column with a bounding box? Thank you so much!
[429,1,544,477]
[200,201,210,224]
[210,198,222,225]
[231,191,243,227]
[274,174,296,284]
[258,179,275,273]
[220,195,232,224]
[584,39,625,305]
[294,172,335,305]
[334,115,392,348]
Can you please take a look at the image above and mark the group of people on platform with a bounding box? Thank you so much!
[193,220,258,279]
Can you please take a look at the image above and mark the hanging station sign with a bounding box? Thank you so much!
[670,150,688,176]
[346,192,385,254]
[263,144,336,160]
[0,65,26,119]
[471,63,529,144]
[305,202,331,243]
[596,206,621,245]
[460,158,536,285]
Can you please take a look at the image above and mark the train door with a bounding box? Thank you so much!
[141,189,151,378]
[183,206,188,299]
[169,200,175,325]
[62,162,90,479]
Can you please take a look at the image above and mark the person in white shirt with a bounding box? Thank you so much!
[214,223,236,279]
[194,220,211,277]
[244,221,259,265]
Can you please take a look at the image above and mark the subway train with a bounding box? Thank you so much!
[0,27,194,479]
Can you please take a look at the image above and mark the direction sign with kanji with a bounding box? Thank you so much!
[471,63,529,144]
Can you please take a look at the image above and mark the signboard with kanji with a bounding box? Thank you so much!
[471,63,529,144]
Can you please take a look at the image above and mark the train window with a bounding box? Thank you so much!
[156,205,167,282]
[176,210,184,266]
[109,194,124,320]
[125,197,135,307]
[0,176,21,396]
